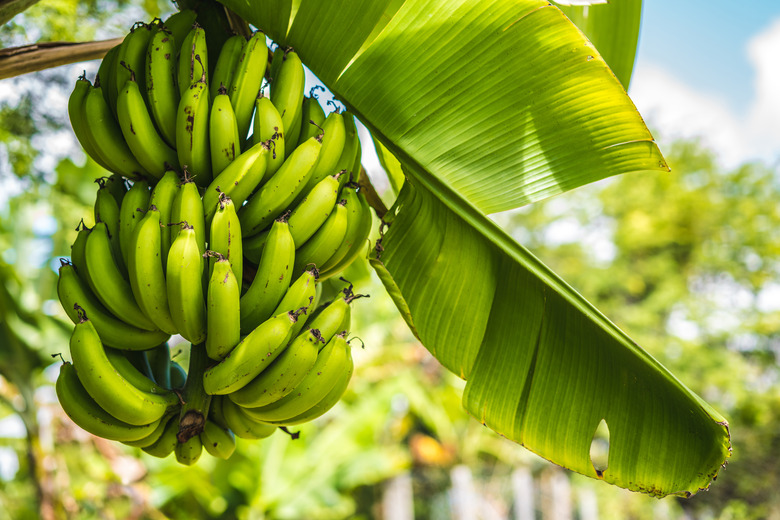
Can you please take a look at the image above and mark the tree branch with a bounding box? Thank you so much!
[0,37,123,80]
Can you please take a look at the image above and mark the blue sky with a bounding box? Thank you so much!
[630,1,780,168]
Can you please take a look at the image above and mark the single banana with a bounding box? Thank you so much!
[56,362,161,442]
[238,136,321,235]
[148,168,180,265]
[96,43,120,112]
[228,327,323,408]
[58,262,169,350]
[251,95,285,178]
[176,70,212,186]
[297,94,326,146]
[241,332,350,423]
[118,179,150,268]
[169,174,206,255]
[320,187,373,278]
[207,193,243,289]
[169,360,187,390]
[68,75,114,171]
[124,349,155,381]
[267,46,285,89]
[127,205,178,335]
[142,414,179,458]
[202,140,270,224]
[116,71,178,180]
[293,200,349,274]
[123,411,178,448]
[301,286,357,342]
[267,349,353,426]
[167,223,207,344]
[205,253,241,361]
[202,311,299,395]
[115,22,153,108]
[299,110,346,197]
[145,25,179,147]
[228,30,268,141]
[242,228,267,265]
[70,220,90,283]
[220,397,276,440]
[84,221,159,331]
[269,267,320,340]
[200,420,236,459]
[104,347,179,406]
[175,434,203,465]
[145,342,173,390]
[348,134,363,189]
[82,80,149,180]
[239,218,295,333]
[177,24,208,96]
[333,112,360,186]
[209,86,241,176]
[105,173,128,207]
[269,50,305,156]
[68,309,175,425]
[287,173,342,246]
[94,178,125,274]
[210,33,245,100]
[162,9,197,55]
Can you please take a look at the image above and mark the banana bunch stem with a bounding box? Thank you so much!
[177,343,211,443]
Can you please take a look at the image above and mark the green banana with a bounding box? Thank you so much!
[145,342,173,390]
[169,174,206,255]
[220,398,276,440]
[334,112,360,185]
[228,30,268,141]
[240,218,295,333]
[142,414,179,458]
[162,9,197,56]
[349,133,363,189]
[127,205,178,335]
[270,267,320,340]
[210,33,245,100]
[175,434,203,465]
[297,94,326,146]
[58,262,169,350]
[238,136,322,235]
[115,22,153,110]
[105,174,128,207]
[268,46,285,88]
[287,173,342,246]
[202,311,299,395]
[299,110,346,196]
[228,328,323,408]
[200,420,236,459]
[241,332,350,423]
[94,177,125,275]
[301,287,356,342]
[202,141,270,224]
[123,411,177,448]
[145,25,179,147]
[207,193,243,289]
[148,168,180,265]
[104,348,179,406]
[251,95,285,178]
[68,309,174,425]
[205,253,240,361]
[209,86,240,177]
[118,179,150,268]
[56,362,161,442]
[177,24,208,96]
[269,50,305,156]
[243,228,267,265]
[96,43,120,112]
[70,220,90,283]
[320,187,373,277]
[167,223,207,344]
[68,76,114,171]
[169,360,187,390]
[84,221,158,331]
[293,200,349,274]
[116,71,178,180]
[82,80,149,180]
[176,70,212,186]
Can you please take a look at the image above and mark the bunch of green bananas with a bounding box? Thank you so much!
[56,10,373,465]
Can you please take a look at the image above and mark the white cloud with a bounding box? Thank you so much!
[629,18,780,169]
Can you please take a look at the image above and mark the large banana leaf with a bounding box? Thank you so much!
[219,0,731,496]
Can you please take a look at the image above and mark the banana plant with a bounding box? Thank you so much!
[214,0,730,497]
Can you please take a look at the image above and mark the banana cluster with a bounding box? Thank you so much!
[56,10,373,465]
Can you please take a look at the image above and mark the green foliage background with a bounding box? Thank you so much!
[1,1,779,518]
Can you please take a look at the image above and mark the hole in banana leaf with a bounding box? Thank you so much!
[590,418,610,478]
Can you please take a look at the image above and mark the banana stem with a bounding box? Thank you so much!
[357,166,388,219]
[177,343,211,442]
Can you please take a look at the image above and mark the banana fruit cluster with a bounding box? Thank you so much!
[56,10,373,465]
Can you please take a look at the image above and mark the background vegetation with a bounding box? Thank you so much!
[1,1,778,518]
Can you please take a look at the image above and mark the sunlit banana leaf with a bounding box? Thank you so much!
[219,0,731,495]
[555,0,643,89]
